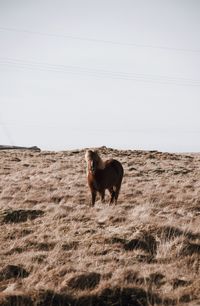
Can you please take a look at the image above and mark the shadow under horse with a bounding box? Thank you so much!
[85,150,124,206]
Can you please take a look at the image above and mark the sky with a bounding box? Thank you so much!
[0,0,200,152]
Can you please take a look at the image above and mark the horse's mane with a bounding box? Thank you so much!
[85,150,105,171]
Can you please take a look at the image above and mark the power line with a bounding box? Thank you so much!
[0,26,200,54]
[0,57,200,86]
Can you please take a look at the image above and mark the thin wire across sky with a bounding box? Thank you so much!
[1,57,200,87]
[1,25,199,87]
[0,26,200,53]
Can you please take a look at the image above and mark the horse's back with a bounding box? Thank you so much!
[105,159,124,179]
[94,159,123,189]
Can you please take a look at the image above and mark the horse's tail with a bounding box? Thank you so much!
[112,159,124,181]
[111,160,123,203]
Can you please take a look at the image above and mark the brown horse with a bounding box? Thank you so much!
[85,150,124,206]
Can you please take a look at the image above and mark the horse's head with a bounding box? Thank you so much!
[85,150,104,175]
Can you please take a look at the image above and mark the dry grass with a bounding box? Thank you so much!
[0,146,199,305]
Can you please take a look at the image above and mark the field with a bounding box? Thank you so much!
[0,146,199,306]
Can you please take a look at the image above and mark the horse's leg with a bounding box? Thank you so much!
[100,189,105,203]
[114,183,121,205]
[91,190,97,206]
[108,187,115,204]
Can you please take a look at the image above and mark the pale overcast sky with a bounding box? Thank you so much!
[0,0,200,151]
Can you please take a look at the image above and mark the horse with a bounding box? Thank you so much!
[85,150,124,206]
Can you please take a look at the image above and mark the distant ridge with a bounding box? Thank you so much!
[0,145,41,151]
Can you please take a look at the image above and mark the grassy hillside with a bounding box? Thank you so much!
[0,147,199,305]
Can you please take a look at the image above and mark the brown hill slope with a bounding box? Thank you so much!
[0,147,199,305]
